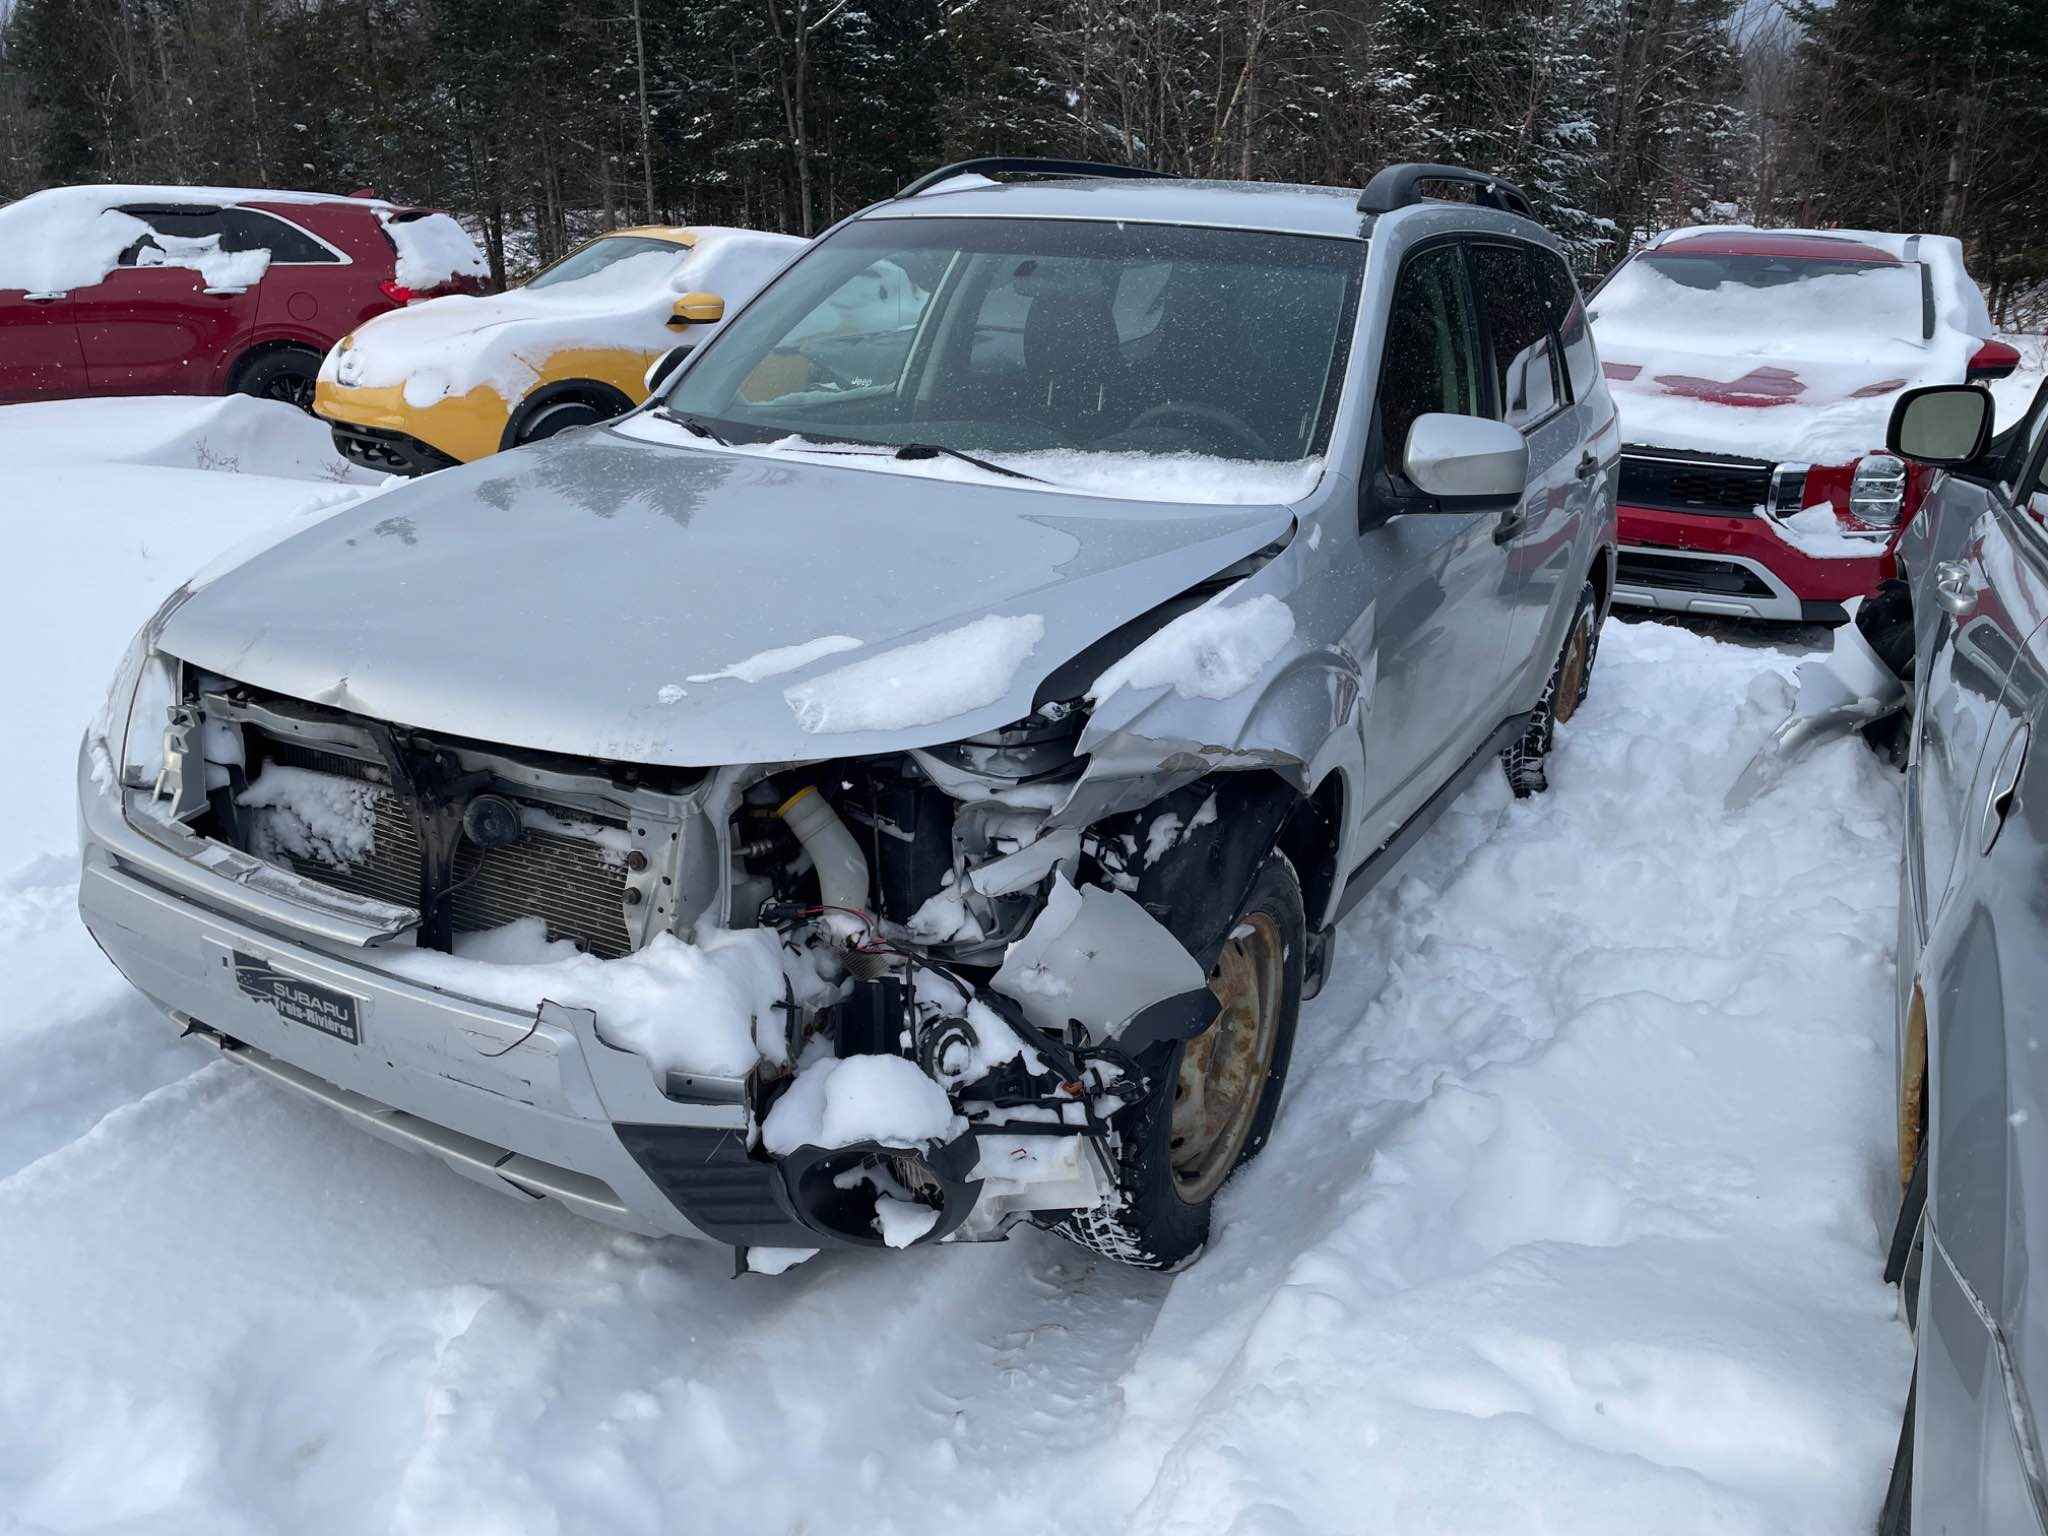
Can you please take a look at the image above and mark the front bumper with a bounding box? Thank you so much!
[312,378,506,468]
[75,741,818,1249]
[1615,503,1890,624]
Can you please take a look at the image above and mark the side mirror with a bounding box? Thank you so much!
[1403,413,1529,506]
[1887,384,1993,467]
[643,345,689,396]
[668,291,725,329]
[1967,338,2022,383]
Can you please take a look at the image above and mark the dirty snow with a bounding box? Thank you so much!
[784,613,1044,734]
[1090,589,1296,702]
[381,920,792,1080]
[0,397,1917,1534]
[686,633,862,684]
[760,1053,967,1155]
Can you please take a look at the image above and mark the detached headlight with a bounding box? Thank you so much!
[86,588,202,819]
[120,650,181,794]
[1848,453,1908,530]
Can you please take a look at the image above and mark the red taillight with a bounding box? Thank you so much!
[378,279,417,306]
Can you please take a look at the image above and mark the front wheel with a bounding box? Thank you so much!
[1046,850,1304,1269]
[236,348,322,412]
[1502,578,1600,798]
[516,397,611,446]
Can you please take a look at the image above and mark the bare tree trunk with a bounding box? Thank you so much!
[632,0,656,222]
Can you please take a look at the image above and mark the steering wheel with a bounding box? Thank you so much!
[1122,400,1272,459]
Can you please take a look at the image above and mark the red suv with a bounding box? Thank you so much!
[1588,227,2019,623]
[0,184,487,410]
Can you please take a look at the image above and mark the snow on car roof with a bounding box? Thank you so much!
[4,182,400,214]
[1657,229,1900,264]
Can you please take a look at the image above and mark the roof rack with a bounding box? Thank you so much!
[895,157,1179,199]
[1357,163,1534,220]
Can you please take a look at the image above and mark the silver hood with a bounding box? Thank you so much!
[157,429,1296,765]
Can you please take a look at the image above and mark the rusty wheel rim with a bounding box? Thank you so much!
[1170,913,1283,1204]
[1553,614,1591,726]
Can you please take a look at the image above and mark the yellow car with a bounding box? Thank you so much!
[314,224,806,473]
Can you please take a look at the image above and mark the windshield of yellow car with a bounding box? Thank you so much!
[655,216,1364,465]
[525,235,687,292]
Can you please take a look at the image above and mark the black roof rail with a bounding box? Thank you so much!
[1358,163,1535,220]
[896,157,1178,199]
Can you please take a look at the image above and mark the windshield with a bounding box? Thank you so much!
[526,235,684,292]
[1592,250,1927,351]
[658,216,1363,465]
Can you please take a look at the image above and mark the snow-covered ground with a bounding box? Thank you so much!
[2,398,1924,1533]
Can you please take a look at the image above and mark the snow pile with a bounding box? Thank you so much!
[687,634,862,684]
[0,195,150,293]
[1102,616,1912,1535]
[136,233,270,291]
[1590,234,1981,462]
[1773,501,1885,559]
[784,613,1044,734]
[615,418,1327,506]
[324,227,804,409]
[0,394,376,482]
[381,920,791,1079]
[238,765,379,868]
[377,211,488,290]
[760,1053,966,1155]
[1090,591,1295,702]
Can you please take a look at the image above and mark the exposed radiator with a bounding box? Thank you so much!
[251,739,635,958]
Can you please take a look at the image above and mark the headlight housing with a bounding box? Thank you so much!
[1848,453,1909,529]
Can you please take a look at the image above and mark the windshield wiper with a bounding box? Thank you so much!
[894,441,1045,483]
[655,408,732,446]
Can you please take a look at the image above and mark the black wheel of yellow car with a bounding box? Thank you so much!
[1043,851,1303,1270]
[517,398,610,445]
[1502,578,1599,799]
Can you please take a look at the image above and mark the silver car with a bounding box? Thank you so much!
[78,159,1619,1269]
[1876,378,2048,1531]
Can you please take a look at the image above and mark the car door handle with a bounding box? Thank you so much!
[1574,452,1600,482]
[1934,560,1980,616]
[21,291,67,303]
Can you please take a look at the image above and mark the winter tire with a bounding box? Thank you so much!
[517,398,611,445]
[236,348,322,413]
[1501,578,1599,798]
[1046,849,1304,1270]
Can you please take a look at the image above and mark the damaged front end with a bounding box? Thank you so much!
[112,656,1250,1261]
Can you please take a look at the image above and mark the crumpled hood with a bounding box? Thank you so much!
[158,429,1296,765]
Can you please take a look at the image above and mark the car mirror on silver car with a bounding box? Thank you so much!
[1402,412,1530,506]
[1887,384,1994,467]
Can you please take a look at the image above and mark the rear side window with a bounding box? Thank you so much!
[1377,244,1483,473]
[221,209,339,264]
[1470,243,1562,429]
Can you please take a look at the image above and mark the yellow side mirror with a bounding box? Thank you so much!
[669,291,726,328]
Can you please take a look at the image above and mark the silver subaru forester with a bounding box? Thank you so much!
[79,159,1618,1269]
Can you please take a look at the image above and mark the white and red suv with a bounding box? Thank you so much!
[1589,226,2018,623]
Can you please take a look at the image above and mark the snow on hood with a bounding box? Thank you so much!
[1590,246,1977,464]
[153,426,1297,765]
[322,228,805,409]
